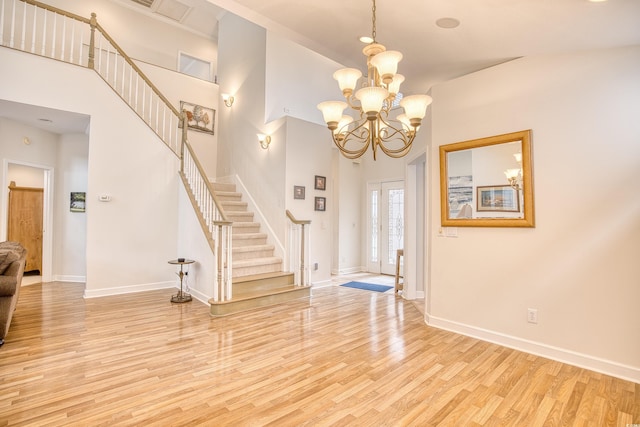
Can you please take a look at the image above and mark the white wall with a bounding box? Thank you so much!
[137,61,219,177]
[217,13,288,247]
[54,133,88,281]
[265,32,343,125]
[1,48,180,296]
[7,164,44,188]
[42,0,217,76]
[428,46,640,382]
[284,117,333,284]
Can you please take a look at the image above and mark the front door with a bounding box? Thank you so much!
[367,180,404,275]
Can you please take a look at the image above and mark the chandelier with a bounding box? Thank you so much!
[317,0,432,160]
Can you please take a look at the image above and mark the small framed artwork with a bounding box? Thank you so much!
[179,101,215,135]
[294,185,305,200]
[315,197,326,211]
[477,185,520,212]
[70,192,86,212]
[314,175,326,190]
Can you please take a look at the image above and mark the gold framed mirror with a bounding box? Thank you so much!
[439,130,535,227]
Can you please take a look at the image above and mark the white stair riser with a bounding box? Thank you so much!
[233,249,275,260]
[233,236,268,247]
[232,262,282,278]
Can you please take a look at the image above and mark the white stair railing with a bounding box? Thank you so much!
[286,210,311,287]
[1,0,233,301]
[181,138,233,301]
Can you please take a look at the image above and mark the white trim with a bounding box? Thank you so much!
[186,287,210,305]
[84,281,175,298]
[425,314,640,384]
[53,275,86,283]
[310,279,332,288]
[336,265,364,275]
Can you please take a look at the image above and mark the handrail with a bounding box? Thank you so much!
[182,138,229,223]
[286,210,311,225]
[91,20,181,118]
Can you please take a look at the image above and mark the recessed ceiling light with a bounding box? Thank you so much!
[587,0,607,2]
[359,36,374,44]
[436,17,460,29]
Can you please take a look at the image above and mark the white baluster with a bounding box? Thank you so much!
[20,0,25,51]
[60,16,66,60]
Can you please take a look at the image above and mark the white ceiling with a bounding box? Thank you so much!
[3,0,639,134]
[205,0,640,94]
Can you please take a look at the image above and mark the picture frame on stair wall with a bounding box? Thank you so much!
[315,197,326,211]
[179,101,215,135]
[314,175,326,190]
[294,186,305,200]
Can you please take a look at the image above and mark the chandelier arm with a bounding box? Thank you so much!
[377,132,416,157]
[344,95,363,112]
[332,132,371,159]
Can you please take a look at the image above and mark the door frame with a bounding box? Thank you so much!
[2,159,54,282]
[404,152,427,301]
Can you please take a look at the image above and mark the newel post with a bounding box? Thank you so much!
[88,13,97,69]
[300,223,306,287]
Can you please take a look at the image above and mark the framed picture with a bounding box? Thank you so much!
[179,101,215,135]
[314,197,326,211]
[294,185,305,200]
[477,185,520,212]
[70,192,86,212]
[314,175,326,190]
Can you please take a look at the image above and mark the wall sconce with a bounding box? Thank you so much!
[504,168,522,190]
[257,133,271,150]
[221,93,235,107]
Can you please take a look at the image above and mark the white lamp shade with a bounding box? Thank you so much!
[317,101,348,124]
[504,168,521,179]
[396,114,411,131]
[514,153,522,163]
[334,115,354,135]
[333,68,362,92]
[370,50,402,78]
[355,87,389,114]
[387,74,405,95]
[400,94,432,120]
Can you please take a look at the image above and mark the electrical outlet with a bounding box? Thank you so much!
[527,308,538,324]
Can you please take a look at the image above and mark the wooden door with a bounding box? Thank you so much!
[7,181,43,273]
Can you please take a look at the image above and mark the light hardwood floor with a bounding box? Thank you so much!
[0,280,638,426]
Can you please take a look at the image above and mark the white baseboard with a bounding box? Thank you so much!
[337,266,365,275]
[53,275,86,283]
[311,279,332,288]
[84,281,175,298]
[425,314,640,384]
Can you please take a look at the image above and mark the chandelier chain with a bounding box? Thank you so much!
[371,0,377,42]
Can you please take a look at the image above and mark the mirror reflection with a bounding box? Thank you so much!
[439,130,534,227]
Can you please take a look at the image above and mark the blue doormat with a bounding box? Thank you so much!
[340,281,393,293]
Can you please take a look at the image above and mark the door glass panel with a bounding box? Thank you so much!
[387,189,404,264]
[370,189,379,263]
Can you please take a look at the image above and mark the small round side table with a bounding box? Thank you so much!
[168,258,195,303]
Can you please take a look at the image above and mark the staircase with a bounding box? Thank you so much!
[209,182,311,316]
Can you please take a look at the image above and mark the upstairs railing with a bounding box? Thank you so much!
[1,0,233,301]
[286,210,311,287]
